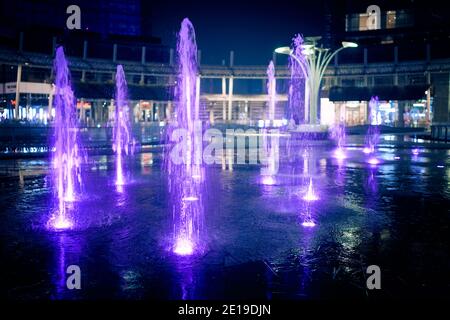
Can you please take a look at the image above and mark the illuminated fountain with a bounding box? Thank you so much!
[260,129,279,185]
[166,18,205,255]
[287,34,307,124]
[267,60,276,124]
[303,177,318,201]
[363,96,380,155]
[260,62,279,185]
[364,96,380,165]
[332,121,346,160]
[49,47,82,230]
[113,65,134,190]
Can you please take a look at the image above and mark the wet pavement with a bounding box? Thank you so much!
[1,134,449,300]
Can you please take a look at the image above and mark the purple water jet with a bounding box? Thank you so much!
[267,61,276,123]
[260,129,279,185]
[332,121,346,159]
[363,97,380,155]
[113,65,133,189]
[303,177,319,201]
[165,18,205,255]
[288,34,308,124]
[49,47,82,230]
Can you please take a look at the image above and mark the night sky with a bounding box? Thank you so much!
[150,0,326,65]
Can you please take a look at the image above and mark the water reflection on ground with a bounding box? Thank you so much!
[1,135,449,299]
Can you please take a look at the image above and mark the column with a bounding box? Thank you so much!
[167,101,172,121]
[228,77,234,121]
[426,73,431,128]
[431,72,450,123]
[113,44,117,62]
[397,101,405,128]
[48,91,53,122]
[140,46,146,85]
[80,98,85,124]
[15,64,22,119]
[19,32,24,52]
[209,108,214,124]
[222,77,227,120]
[83,40,88,59]
[141,46,146,64]
[26,93,31,120]
[245,100,249,122]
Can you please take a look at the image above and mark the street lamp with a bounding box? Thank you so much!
[275,38,358,124]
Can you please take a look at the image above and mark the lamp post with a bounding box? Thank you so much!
[275,38,358,125]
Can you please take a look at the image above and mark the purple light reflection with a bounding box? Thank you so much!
[303,178,319,201]
[165,18,206,256]
[368,157,380,165]
[49,47,82,230]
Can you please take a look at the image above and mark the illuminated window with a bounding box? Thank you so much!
[386,11,396,29]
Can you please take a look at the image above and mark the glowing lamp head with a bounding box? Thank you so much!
[412,148,419,155]
[368,157,379,165]
[363,147,372,154]
[274,47,292,55]
[174,238,194,256]
[342,41,358,48]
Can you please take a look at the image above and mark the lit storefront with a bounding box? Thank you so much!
[321,98,432,127]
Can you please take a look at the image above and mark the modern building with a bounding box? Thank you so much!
[0,1,449,128]
[320,0,450,127]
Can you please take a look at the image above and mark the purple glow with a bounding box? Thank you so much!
[287,34,307,123]
[52,217,73,230]
[113,65,133,188]
[412,148,419,156]
[363,97,380,155]
[267,61,276,122]
[394,156,400,160]
[173,238,194,256]
[301,220,316,228]
[50,47,82,230]
[261,175,276,185]
[166,18,205,256]
[334,148,346,160]
[332,122,346,159]
[303,178,319,201]
[368,157,380,165]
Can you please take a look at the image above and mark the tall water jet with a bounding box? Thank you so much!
[303,177,318,201]
[260,129,279,185]
[332,121,346,159]
[165,18,205,255]
[50,46,82,229]
[113,65,133,190]
[363,96,380,155]
[287,34,308,124]
[267,61,276,124]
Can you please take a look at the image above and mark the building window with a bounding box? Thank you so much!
[386,11,396,29]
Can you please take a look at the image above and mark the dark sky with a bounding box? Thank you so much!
[150,0,326,65]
